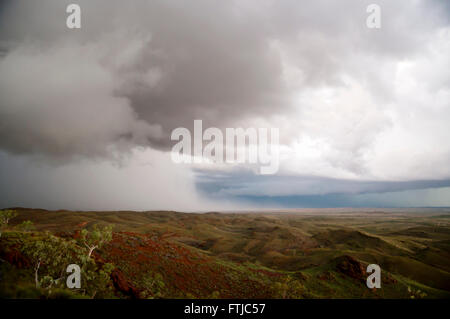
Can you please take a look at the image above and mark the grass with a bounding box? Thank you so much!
[1,207,449,298]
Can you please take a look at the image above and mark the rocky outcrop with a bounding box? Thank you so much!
[334,255,365,280]
[0,248,29,268]
[110,269,141,298]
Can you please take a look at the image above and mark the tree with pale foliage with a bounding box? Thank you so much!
[271,275,305,299]
[79,225,113,258]
[20,231,115,298]
[21,232,81,289]
[0,209,17,237]
[17,220,35,232]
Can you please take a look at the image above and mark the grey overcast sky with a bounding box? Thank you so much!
[0,0,449,210]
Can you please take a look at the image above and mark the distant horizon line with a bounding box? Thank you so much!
[3,206,450,214]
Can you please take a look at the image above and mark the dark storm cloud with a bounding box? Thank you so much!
[0,0,447,157]
[0,0,284,156]
[195,169,450,207]
[0,0,449,210]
